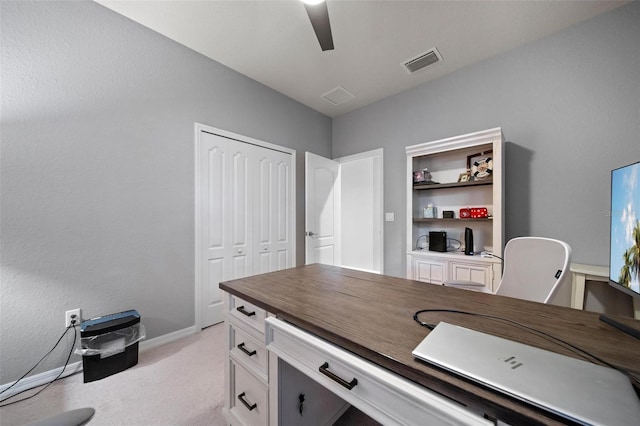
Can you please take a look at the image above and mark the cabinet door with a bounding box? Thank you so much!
[449,261,492,288]
[414,257,446,285]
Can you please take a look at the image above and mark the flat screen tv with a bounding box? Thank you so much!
[609,160,640,298]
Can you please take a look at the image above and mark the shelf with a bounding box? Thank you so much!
[413,179,492,191]
[413,218,492,223]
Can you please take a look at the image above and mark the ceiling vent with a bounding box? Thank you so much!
[321,86,355,105]
[402,47,443,74]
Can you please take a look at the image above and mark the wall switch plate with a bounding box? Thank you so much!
[65,308,82,327]
[385,212,395,221]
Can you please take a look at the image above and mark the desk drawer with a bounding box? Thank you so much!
[229,358,268,426]
[229,322,268,381]
[265,317,490,426]
[228,294,266,337]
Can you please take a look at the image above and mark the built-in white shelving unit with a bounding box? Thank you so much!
[406,128,504,292]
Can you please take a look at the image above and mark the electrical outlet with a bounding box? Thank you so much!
[65,308,82,327]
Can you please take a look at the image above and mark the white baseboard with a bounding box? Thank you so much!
[0,325,197,400]
[0,361,83,401]
[139,325,196,352]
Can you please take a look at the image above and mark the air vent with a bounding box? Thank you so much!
[321,86,355,105]
[402,48,442,74]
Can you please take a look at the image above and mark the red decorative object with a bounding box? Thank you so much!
[459,208,471,218]
[470,207,488,218]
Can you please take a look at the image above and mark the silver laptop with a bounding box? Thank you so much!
[412,322,640,425]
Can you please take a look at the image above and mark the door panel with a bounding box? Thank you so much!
[257,157,272,245]
[255,149,293,274]
[231,150,250,249]
[207,147,226,249]
[200,133,228,327]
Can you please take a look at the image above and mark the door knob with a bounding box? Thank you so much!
[305,231,316,237]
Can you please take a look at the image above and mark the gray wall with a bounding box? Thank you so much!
[0,1,331,383]
[333,2,640,278]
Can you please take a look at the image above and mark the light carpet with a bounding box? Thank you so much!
[0,324,226,426]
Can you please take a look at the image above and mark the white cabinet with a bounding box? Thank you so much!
[408,251,501,291]
[224,292,271,426]
[406,128,504,292]
[450,259,492,286]
[412,257,446,285]
[223,292,352,426]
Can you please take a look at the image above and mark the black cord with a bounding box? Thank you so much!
[481,252,503,260]
[413,309,640,386]
[0,325,78,407]
[0,324,75,396]
[446,238,461,252]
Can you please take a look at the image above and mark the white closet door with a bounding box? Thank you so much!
[272,151,293,270]
[200,132,230,327]
[228,142,252,280]
[199,133,253,327]
[254,147,293,274]
[198,127,295,328]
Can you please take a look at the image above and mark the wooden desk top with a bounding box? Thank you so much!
[220,264,640,425]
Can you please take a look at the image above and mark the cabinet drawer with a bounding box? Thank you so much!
[229,358,268,426]
[265,317,489,426]
[229,322,268,381]
[228,294,266,336]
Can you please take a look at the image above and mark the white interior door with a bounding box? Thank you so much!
[305,150,384,272]
[305,152,341,265]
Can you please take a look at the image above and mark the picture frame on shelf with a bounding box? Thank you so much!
[458,171,471,182]
[466,150,493,181]
[413,171,425,184]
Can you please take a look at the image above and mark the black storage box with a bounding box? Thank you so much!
[80,310,142,383]
[429,231,448,252]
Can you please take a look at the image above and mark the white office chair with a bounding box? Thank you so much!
[447,237,572,305]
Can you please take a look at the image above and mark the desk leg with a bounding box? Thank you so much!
[571,272,586,310]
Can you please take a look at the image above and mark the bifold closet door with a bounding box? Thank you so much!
[253,147,293,275]
[199,131,293,327]
[200,132,251,327]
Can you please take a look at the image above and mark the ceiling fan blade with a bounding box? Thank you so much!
[304,2,334,51]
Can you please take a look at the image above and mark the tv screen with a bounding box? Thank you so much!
[609,160,640,298]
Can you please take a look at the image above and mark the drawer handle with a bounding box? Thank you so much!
[237,342,257,357]
[238,392,257,411]
[318,362,358,390]
[236,305,256,317]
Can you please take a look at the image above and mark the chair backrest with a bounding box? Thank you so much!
[495,237,572,304]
